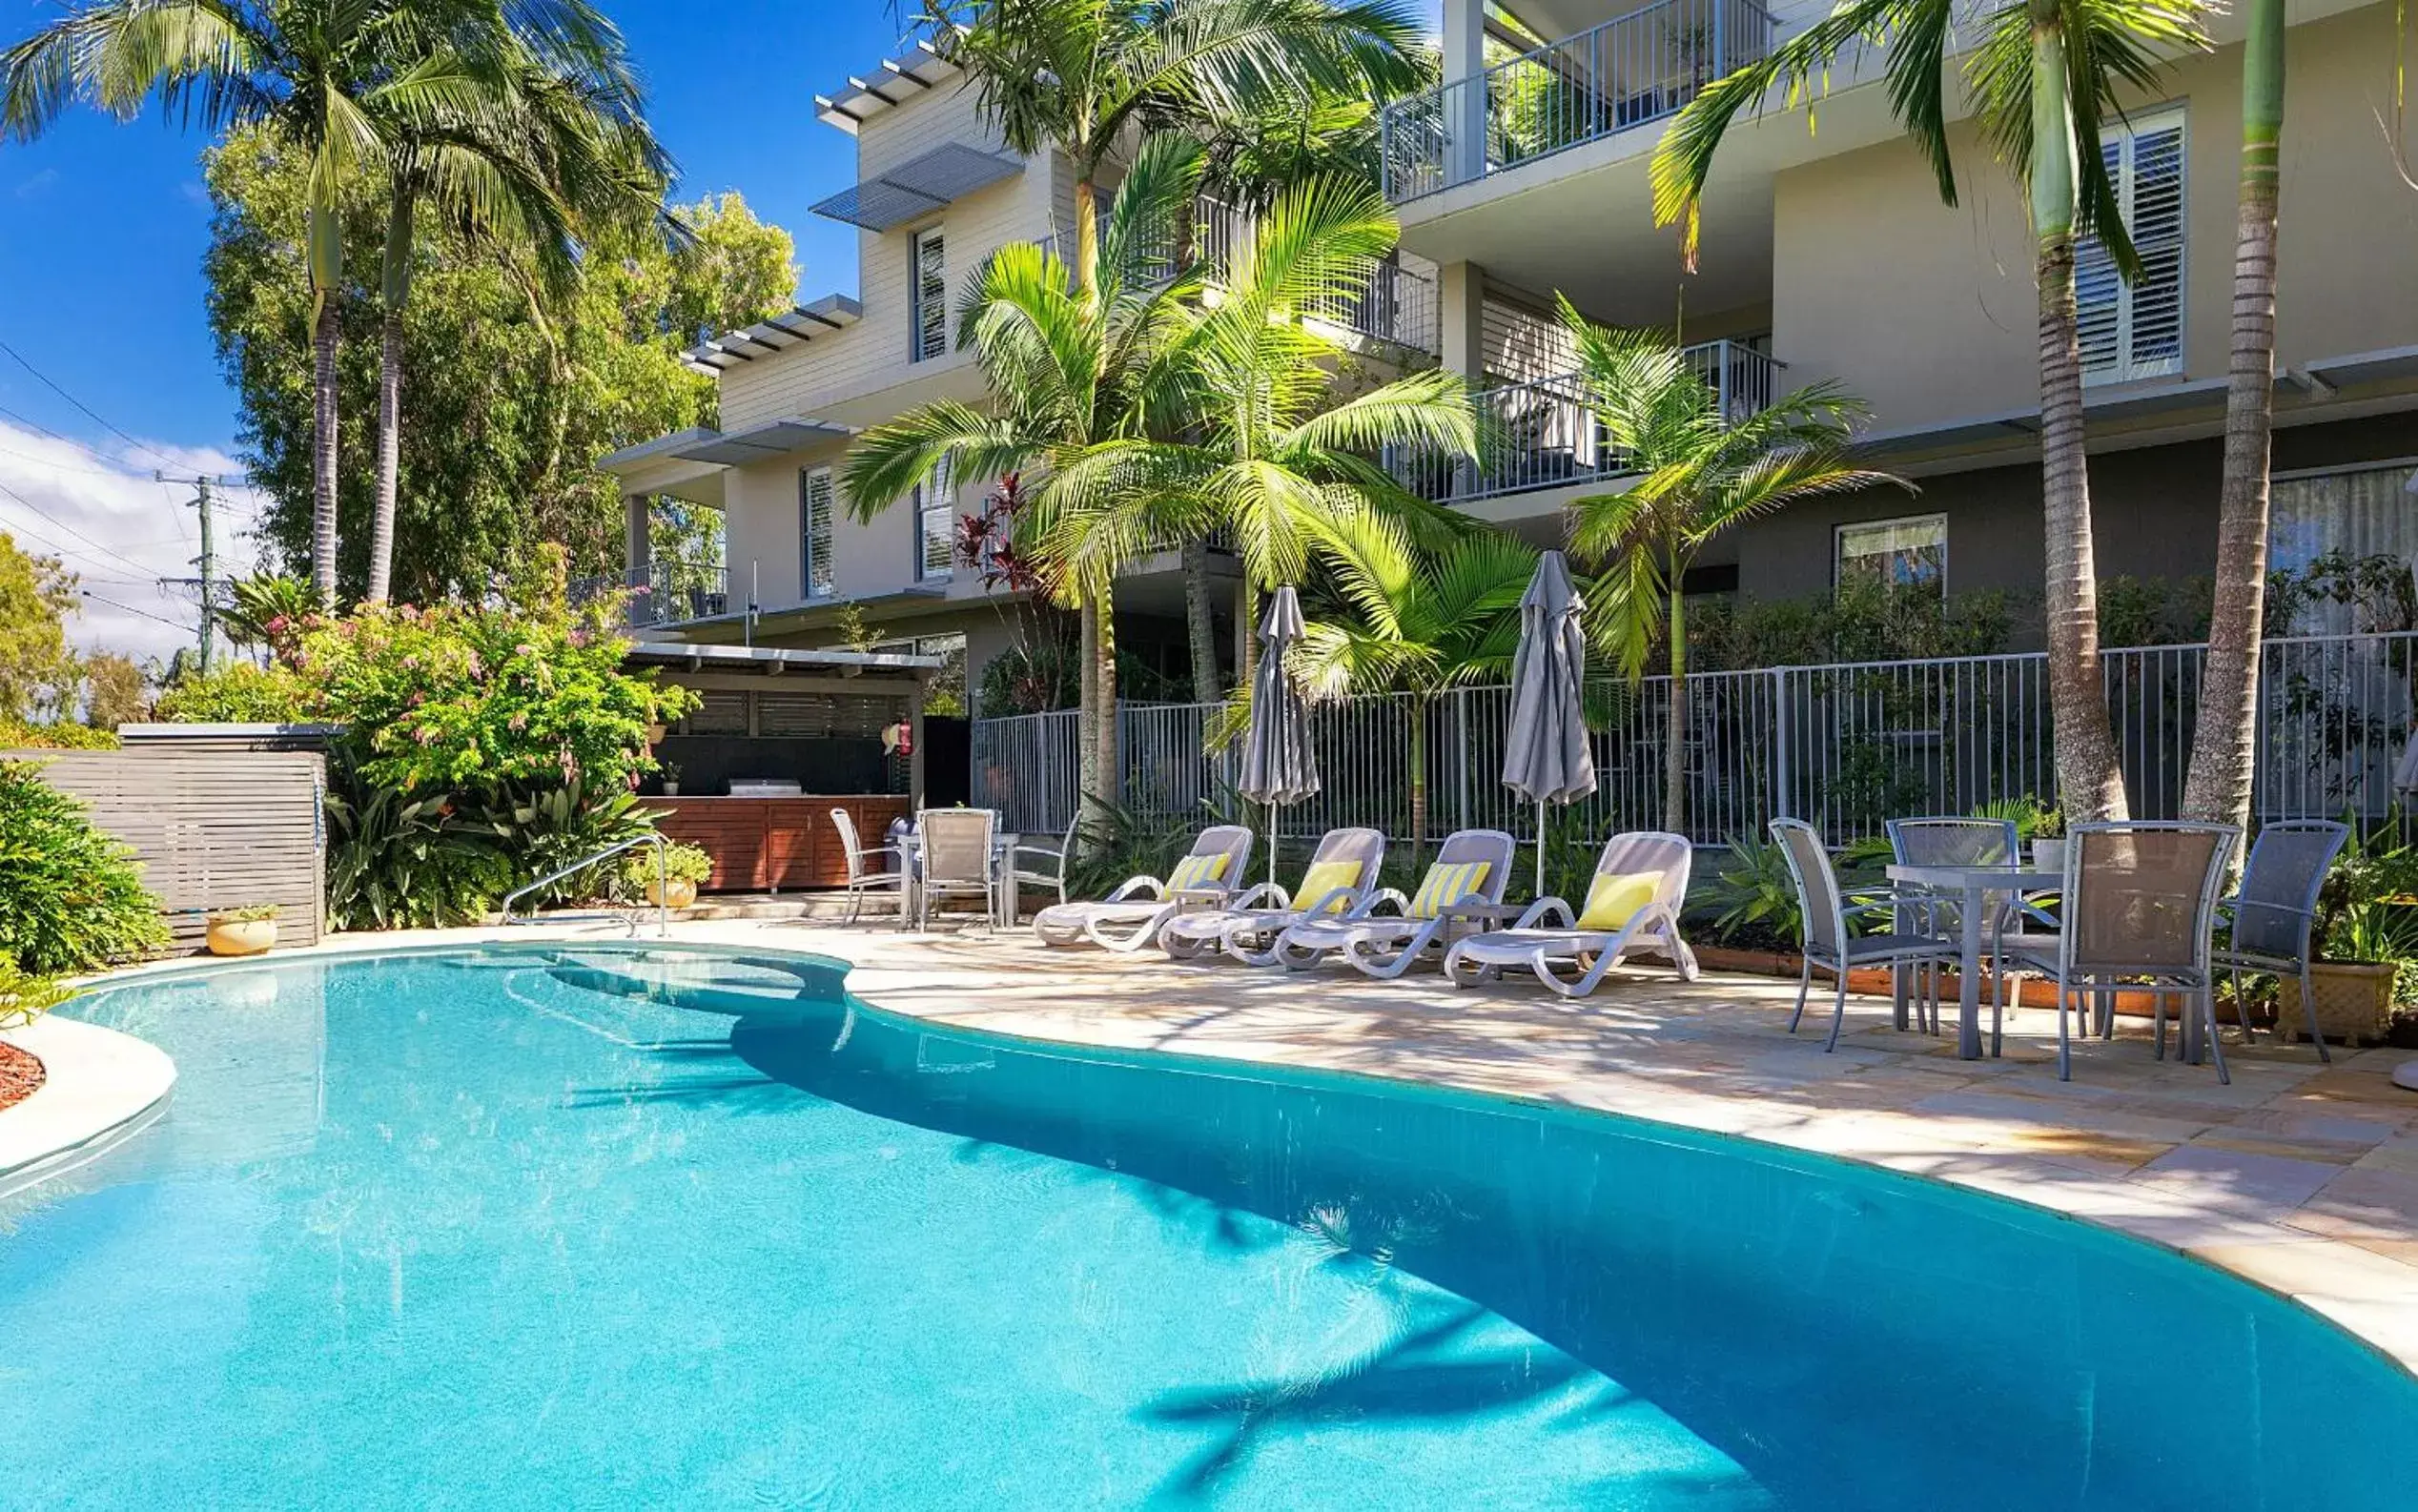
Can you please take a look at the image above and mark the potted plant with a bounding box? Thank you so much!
[205,904,281,957]
[2027,804,2067,875]
[623,842,712,909]
[659,760,683,798]
[2306,840,2418,1045]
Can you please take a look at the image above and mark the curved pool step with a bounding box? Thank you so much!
[545,949,841,1017]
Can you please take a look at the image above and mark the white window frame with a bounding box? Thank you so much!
[2078,104,2187,387]
[1833,512,1948,591]
[914,458,955,582]
[799,466,835,601]
[910,226,947,363]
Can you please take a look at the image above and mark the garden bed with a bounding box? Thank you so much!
[1692,946,2224,1023]
[0,1041,43,1113]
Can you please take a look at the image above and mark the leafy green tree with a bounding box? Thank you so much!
[0,758,169,972]
[364,2,674,603]
[207,131,792,601]
[0,532,79,723]
[926,0,1424,800]
[1558,305,1901,833]
[1294,512,1535,866]
[1,0,523,600]
[79,652,150,729]
[1651,0,2206,822]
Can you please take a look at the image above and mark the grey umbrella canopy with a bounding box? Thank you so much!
[1239,585,1321,881]
[1503,550,1596,893]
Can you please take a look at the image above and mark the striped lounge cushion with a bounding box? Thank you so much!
[1168,851,1231,893]
[1406,860,1490,920]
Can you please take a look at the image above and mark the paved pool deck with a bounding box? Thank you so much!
[54,915,2418,1376]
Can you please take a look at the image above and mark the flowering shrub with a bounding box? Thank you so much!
[154,662,315,724]
[297,585,695,800]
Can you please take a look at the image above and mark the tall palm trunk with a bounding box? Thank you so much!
[2031,26,2129,822]
[368,182,415,604]
[1072,175,1101,306]
[1407,693,1429,871]
[1077,596,1102,832]
[1093,582,1120,808]
[1236,577,1260,694]
[1182,541,1220,704]
[310,296,342,603]
[2182,0,2285,828]
[1664,554,1689,834]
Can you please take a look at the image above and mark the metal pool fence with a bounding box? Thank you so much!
[971,630,2418,847]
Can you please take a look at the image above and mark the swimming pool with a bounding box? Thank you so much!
[3,944,2409,1509]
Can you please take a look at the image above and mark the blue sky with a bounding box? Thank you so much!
[0,0,923,655]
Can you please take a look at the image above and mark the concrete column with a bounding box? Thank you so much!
[623,493,652,629]
[908,682,928,815]
[1439,260,1487,385]
[1442,0,1487,187]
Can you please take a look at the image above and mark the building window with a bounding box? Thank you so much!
[2267,460,2418,633]
[800,466,835,600]
[914,457,955,582]
[911,227,947,362]
[1835,514,1946,589]
[2078,106,2186,385]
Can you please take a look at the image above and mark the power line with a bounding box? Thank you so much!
[80,588,193,631]
[0,337,187,473]
[0,439,136,478]
[0,476,157,576]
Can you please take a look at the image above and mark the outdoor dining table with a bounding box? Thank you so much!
[1884,861,2063,1060]
[894,820,1019,927]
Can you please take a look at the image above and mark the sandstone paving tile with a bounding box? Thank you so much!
[2138,1144,2346,1211]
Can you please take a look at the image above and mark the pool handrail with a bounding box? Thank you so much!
[501,833,669,936]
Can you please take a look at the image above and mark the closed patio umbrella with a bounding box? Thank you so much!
[1238,584,1321,883]
[1503,550,1596,895]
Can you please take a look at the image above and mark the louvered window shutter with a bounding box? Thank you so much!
[800,467,835,599]
[2078,108,2186,384]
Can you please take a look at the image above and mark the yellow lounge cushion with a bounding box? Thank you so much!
[1168,851,1231,892]
[1295,860,1362,913]
[1407,860,1490,920]
[1577,870,1664,931]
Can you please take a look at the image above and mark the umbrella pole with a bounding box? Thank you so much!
[1535,799,1547,900]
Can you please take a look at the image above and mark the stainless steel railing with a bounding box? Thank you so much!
[501,833,669,936]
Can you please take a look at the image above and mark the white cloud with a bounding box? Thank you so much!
[0,419,271,665]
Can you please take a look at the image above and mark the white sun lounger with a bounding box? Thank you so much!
[1160,828,1386,963]
[1443,831,1700,996]
[1268,829,1518,979]
[1031,825,1255,952]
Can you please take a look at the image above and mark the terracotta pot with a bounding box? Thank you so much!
[645,877,699,909]
[206,918,277,957]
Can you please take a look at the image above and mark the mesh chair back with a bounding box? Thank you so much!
[1593,831,1695,915]
[2065,823,2236,978]
[2231,820,2348,961]
[1433,829,1518,903]
[830,807,873,884]
[920,808,995,889]
[1770,819,1847,960]
[1188,825,1256,895]
[1887,817,2018,868]
[1306,828,1386,889]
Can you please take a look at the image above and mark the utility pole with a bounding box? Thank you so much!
[160,473,216,674]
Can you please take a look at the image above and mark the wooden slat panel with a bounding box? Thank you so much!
[652,799,767,891]
[8,748,327,949]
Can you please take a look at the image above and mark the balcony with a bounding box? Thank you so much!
[1398,338,1782,503]
[570,561,731,629]
[1380,0,1778,202]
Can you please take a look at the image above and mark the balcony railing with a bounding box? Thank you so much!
[570,561,730,628]
[1396,338,1783,504]
[1380,0,1779,202]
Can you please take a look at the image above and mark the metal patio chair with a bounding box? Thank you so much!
[1884,816,2028,1037]
[1999,822,2240,1083]
[830,807,909,927]
[914,807,999,931]
[999,817,1076,928]
[1771,819,1959,1052]
[2212,819,2350,1060]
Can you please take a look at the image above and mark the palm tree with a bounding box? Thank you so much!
[1559,303,1905,834]
[2182,0,2286,828]
[840,135,1215,828]
[1650,0,2207,822]
[1295,512,1535,868]
[1155,174,1479,704]
[927,0,1424,784]
[1,0,494,603]
[363,11,673,603]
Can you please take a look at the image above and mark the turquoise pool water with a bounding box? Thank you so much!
[3,945,2410,1509]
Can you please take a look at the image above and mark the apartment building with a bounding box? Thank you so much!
[597,39,1441,708]
[1391,0,2418,605]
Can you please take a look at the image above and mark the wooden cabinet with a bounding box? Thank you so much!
[652,795,912,892]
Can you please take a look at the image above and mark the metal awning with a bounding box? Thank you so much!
[669,418,856,466]
[681,294,862,375]
[810,142,1022,232]
[813,39,957,133]
[626,642,942,678]
[2304,343,2418,389]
